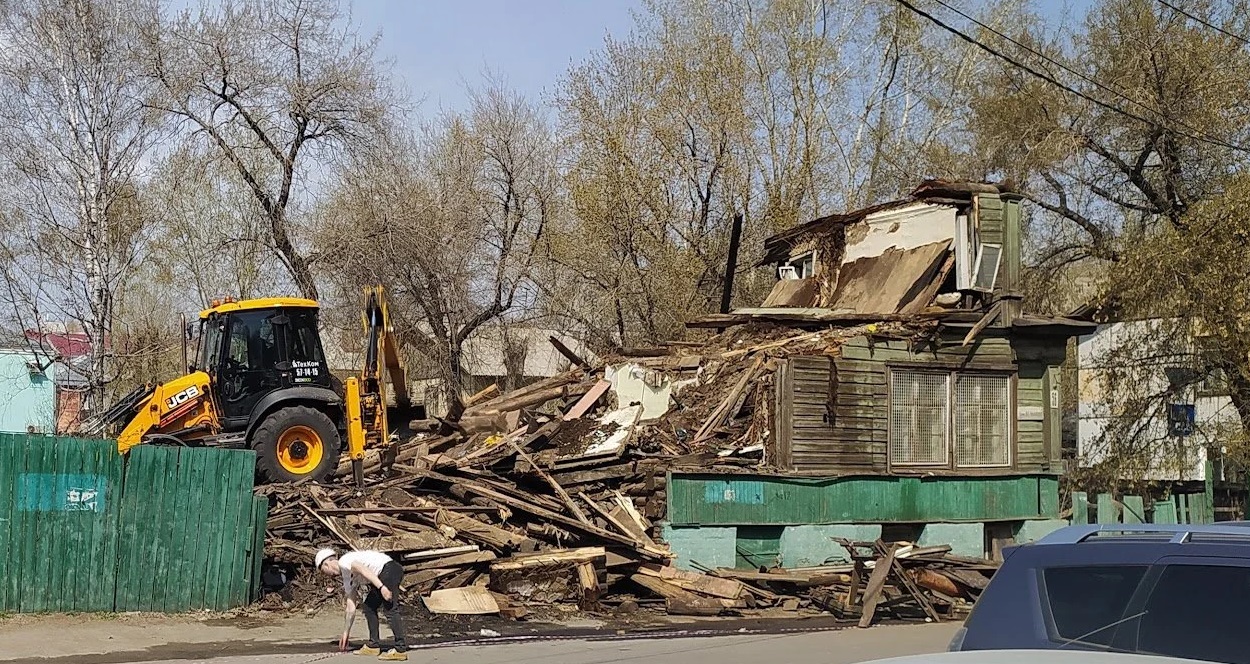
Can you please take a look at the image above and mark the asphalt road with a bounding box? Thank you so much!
[126,624,960,664]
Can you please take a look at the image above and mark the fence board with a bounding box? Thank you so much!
[1096,493,1118,524]
[1071,491,1088,525]
[1122,496,1145,524]
[0,435,17,611]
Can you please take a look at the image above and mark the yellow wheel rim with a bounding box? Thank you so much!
[276,425,323,475]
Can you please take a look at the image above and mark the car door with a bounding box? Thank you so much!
[1112,555,1250,664]
[217,309,282,428]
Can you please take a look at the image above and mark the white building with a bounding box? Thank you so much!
[1077,319,1238,481]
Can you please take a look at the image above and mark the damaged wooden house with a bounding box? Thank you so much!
[670,180,1094,568]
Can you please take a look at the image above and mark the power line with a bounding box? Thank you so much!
[931,0,1162,120]
[1156,0,1250,47]
[889,0,1250,153]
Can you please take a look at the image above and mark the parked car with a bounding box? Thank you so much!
[950,523,1250,664]
[868,651,1205,664]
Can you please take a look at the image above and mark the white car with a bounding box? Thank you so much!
[863,651,1206,664]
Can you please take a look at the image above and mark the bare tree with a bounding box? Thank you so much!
[138,0,394,301]
[0,0,164,406]
[549,0,991,347]
[319,84,556,396]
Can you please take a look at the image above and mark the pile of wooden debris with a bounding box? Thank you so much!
[261,322,993,623]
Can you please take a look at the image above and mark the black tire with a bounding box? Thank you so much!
[253,405,341,483]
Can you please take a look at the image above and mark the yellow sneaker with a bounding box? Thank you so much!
[354,645,382,656]
[378,649,409,661]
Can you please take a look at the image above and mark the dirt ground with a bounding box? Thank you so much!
[0,608,958,664]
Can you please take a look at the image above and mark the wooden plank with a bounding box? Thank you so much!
[30,439,59,612]
[12,437,36,611]
[147,447,176,612]
[775,359,794,470]
[406,551,497,571]
[491,547,606,571]
[113,445,145,611]
[1122,496,1145,524]
[509,435,590,525]
[248,496,269,603]
[100,440,124,612]
[58,439,86,612]
[1097,493,1119,524]
[857,544,898,628]
[1153,500,1178,524]
[0,437,14,611]
[576,561,601,609]
[403,545,480,561]
[181,448,209,610]
[890,549,941,622]
[423,586,500,614]
[425,470,669,559]
[194,450,227,610]
[695,357,764,442]
[564,380,611,420]
[1071,491,1089,525]
[637,565,746,599]
[227,451,258,609]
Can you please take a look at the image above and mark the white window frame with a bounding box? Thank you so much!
[971,243,1003,292]
[783,252,815,279]
[888,367,1015,470]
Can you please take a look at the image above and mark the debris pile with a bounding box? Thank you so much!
[261,322,996,623]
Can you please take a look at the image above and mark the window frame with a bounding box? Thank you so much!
[886,365,1017,471]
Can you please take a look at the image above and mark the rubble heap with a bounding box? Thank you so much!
[262,321,995,623]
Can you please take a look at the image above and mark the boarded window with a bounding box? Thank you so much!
[954,374,1011,466]
[890,369,1012,468]
[889,371,949,465]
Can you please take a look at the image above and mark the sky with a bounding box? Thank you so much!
[350,0,1096,122]
[352,0,643,118]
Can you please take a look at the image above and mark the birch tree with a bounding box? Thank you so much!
[0,0,164,405]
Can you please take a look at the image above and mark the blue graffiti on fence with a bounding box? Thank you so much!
[17,473,106,512]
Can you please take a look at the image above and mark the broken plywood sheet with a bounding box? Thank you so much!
[423,586,500,615]
[606,363,671,421]
[557,404,641,462]
[825,240,951,315]
[761,277,819,308]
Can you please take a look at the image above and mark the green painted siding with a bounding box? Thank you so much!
[0,435,266,613]
[668,472,1060,526]
[774,334,1067,475]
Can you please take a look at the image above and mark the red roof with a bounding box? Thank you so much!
[24,330,93,358]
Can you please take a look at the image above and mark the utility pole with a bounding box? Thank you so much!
[719,213,744,315]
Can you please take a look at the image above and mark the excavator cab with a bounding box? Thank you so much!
[196,299,332,428]
[193,297,344,481]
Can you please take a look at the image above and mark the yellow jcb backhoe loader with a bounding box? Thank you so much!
[89,286,411,484]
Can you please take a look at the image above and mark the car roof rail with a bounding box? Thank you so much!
[1037,522,1250,545]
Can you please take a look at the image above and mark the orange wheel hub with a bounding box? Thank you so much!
[276,425,323,475]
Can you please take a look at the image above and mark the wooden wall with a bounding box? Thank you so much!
[775,333,1065,476]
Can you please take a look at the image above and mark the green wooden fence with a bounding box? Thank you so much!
[0,434,267,613]
[1071,490,1214,526]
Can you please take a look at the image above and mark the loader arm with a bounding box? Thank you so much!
[345,285,410,484]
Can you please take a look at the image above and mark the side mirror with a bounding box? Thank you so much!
[188,364,196,373]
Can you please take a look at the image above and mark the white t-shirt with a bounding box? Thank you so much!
[338,550,392,596]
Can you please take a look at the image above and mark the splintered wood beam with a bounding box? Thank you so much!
[508,435,592,525]
[962,302,1003,347]
[857,543,898,628]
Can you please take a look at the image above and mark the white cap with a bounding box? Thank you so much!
[314,548,337,568]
